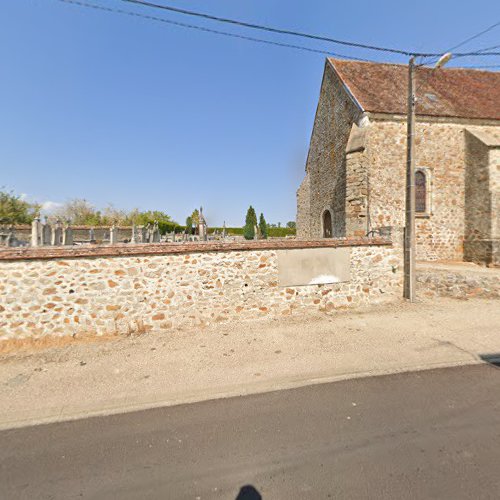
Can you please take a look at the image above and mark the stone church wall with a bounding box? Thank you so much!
[366,118,500,262]
[297,62,500,264]
[296,174,311,239]
[297,61,362,239]
[464,131,500,266]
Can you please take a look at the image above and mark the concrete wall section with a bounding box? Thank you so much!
[277,247,350,286]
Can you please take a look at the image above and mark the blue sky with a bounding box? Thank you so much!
[1,0,499,226]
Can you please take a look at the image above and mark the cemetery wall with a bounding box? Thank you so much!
[6,225,137,245]
[0,238,402,341]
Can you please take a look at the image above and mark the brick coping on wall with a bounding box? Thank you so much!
[0,238,391,261]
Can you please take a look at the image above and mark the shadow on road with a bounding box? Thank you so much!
[235,484,262,499]
[479,353,500,368]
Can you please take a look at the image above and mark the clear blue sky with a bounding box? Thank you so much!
[1,1,499,226]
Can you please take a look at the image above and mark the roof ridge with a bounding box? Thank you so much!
[328,57,500,74]
[325,58,500,121]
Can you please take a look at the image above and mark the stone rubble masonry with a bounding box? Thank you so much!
[296,174,311,239]
[0,239,402,341]
[417,264,500,299]
[297,59,500,265]
[297,60,363,240]
[366,118,500,263]
[464,130,500,266]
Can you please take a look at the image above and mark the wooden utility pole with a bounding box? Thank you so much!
[404,56,416,301]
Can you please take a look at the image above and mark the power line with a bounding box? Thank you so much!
[416,18,500,67]
[56,0,374,61]
[474,43,500,53]
[54,0,500,64]
[117,0,438,57]
[447,20,500,52]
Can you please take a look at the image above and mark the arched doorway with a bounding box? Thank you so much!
[322,210,332,238]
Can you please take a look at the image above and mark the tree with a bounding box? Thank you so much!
[0,189,40,224]
[131,210,173,226]
[102,204,129,226]
[52,199,175,227]
[190,209,200,226]
[185,216,193,234]
[243,205,257,240]
[53,198,102,225]
[286,221,296,229]
[259,213,268,239]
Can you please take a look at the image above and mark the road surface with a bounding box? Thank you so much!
[2,364,500,499]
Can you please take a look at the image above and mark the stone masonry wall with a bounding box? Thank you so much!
[0,240,401,341]
[417,263,500,299]
[297,61,363,239]
[489,146,500,266]
[464,131,492,264]
[345,125,369,237]
[296,174,311,239]
[366,118,500,261]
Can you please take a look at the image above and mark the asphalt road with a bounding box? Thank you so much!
[2,364,500,500]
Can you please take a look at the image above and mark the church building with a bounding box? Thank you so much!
[296,59,500,265]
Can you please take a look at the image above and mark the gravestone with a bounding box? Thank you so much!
[51,222,62,246]
[152,221,160,243]
[42,222,51,246]
[31,217,41,247]
[63,226,73,246]
[109,226,118,245]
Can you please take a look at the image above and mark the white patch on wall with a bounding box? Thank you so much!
[277,247,350,287]
[308,274,341,285]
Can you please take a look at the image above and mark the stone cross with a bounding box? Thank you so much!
[131,224,137,244]
[198,207,207,241]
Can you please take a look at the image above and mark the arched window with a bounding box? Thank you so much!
[322,210,332,238]
[415,170,427,213]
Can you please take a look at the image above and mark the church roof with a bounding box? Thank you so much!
[329,58,500,121]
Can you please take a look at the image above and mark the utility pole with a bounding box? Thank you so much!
[404,56,416,301]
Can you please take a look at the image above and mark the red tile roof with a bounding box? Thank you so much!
[329,58,500,121]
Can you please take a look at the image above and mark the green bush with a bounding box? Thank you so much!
[268,227,296,237]
[207,226,295,237]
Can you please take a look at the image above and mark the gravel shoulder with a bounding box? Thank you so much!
[1,297,499,430]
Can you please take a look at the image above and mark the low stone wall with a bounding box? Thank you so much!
[0,238,402,341]
[417,262,500,299]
